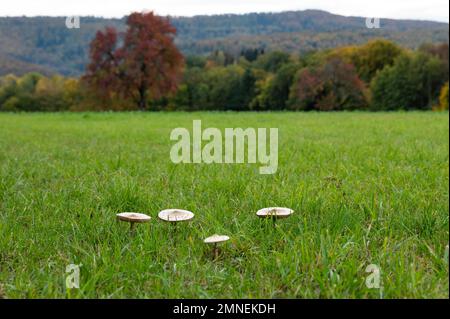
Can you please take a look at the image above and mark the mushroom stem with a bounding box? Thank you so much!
[213,243,219,260]
[173,222,177,234]
[172,222,178,246]
[272,217,277,227]
[117,212,151,235]
[204,235,230,260]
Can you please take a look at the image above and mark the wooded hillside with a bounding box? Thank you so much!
[0,10,448,76]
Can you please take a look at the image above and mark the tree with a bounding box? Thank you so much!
[185,56,207,68]
[331,40,403,83]
[370,52,447,110]
[437,82,449,111]
[206,65,246,110]
[84,12,184,110]
[181,67,209,110]
[0,74,19,108]
[255,51,291,73]
[6,73,43,111]
[239,68,257,109]
[353,40,403,82]
[207,50,235,67]
[419,42,449,81]
[253,63,298,110]
[240,48,265,62]
[34,75,67,111]
[289,57,367,111]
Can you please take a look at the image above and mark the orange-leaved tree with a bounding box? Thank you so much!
[84,12,184,110]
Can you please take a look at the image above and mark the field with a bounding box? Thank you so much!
[0,112,448,298]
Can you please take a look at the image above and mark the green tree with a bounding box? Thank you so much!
[370,52,447,110]
[239,68,257,109]
[0,74,19,109]
[255,51,290,73]
[254,63,298,110]
[197,65,258,110]
[419,42,449,81]
[5,72,43,111]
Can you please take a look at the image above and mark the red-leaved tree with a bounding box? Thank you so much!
[289,57,368,111]
[84,12,184,110]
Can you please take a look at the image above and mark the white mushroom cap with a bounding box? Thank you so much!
[204,234,230,244]
[116,212,151,223]
[256,207,294,219]
[158,209,194,222]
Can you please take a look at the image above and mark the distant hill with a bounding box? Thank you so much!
[0,54,54,76]
[0,10,448,76]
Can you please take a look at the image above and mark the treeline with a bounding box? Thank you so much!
[0,40,448,112]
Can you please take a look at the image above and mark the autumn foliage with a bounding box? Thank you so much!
[83,12,184,110]
[1,37,448,113]
[289,57,368,111]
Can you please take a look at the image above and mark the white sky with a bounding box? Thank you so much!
[0,0,448,22]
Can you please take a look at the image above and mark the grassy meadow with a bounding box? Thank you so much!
[0,111,448,298]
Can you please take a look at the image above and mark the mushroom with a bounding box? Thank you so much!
[204,234,230,259]
[116,212,151,233]
[256,207,294,226]
[158,209,194,236]
[158,208,194,222]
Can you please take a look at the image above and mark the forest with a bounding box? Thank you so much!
[0,39,448,112]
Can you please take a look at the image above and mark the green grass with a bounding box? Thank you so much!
[0,111,448,299]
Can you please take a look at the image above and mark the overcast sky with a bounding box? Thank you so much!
[0,0,448,22]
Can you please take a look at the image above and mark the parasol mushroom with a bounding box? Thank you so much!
[256,207,294,226]
[158,208,194,222]
[204,234,230,259]
[116,212,151,233]
[158,209,194,237]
